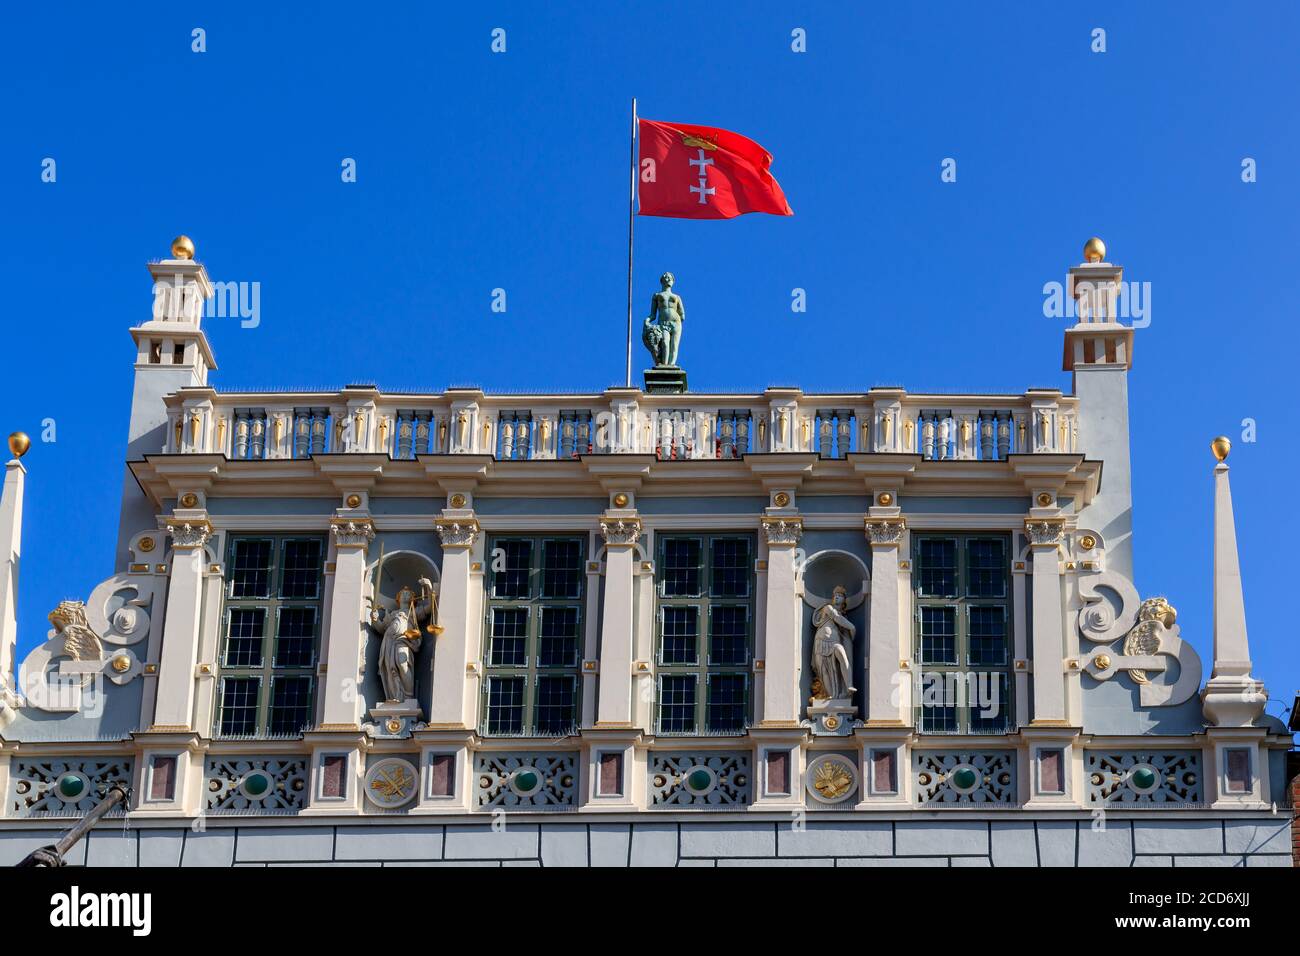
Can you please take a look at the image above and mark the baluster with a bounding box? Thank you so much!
[311,410,327,455]
[720,415,735,459]
[500,418,515,460]
[836,413,850,459]
[517,417,531,460]
[737,415,751,454]
[978,414,993,460]
[922,414,936,460]
[250,416,266,459]
[414,415,430,456]
[818,415,831,456]
[996,413,1010,459]
[235,413,250,460]
[560,414,575,458]
[395,415,411,459]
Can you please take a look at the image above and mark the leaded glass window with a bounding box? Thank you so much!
[481,535,585,737]
[655,534,754,735]
[217,535,325,737]
[912,534,1012,734]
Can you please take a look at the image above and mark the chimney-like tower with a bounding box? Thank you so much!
[115,237,216,568]
[1066,237,1136,578]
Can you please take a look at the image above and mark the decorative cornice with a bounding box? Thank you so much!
[436,517,480,549]
[864,517,906,545]
[1025,518,1066,547]
[165,519,212,549]
[330,519,375,548]
[761,516,803,546]
[599,517,642,546]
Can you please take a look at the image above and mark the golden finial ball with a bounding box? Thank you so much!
[1083,237,1106,263]
[7,432,30,458]
[170,235,195,260]
[1211,436,1231,462]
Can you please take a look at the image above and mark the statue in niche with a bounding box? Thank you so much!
[810,586,856,701]
[642,271,685,368]
[368,577,439,703]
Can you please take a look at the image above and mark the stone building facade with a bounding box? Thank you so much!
[0,238,1291,867]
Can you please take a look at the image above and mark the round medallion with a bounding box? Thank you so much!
[1094,653,1112,671]
[876,492,892,507]
[682,766,717,797]
[773,492,790,508]
[1036,492,1053,507]
[449,493,467,509]
[805,754,859,804]
[1079,534,1096,551]
[56,772,88,802]
[239,770,274,800]
[1127,764,1160,794]
[508,767,543,797]
[364,758,419,809]
[110,654,132,673]
[138,536,156,553]
[345,494,362,508]
[112,606,143,636]
[180,492,199,508]
[385,718,402,734]
[946,764,977,796]
[613,492,630,508]
[823,715,840,731]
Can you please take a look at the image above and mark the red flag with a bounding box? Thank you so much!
[637,119,793,219]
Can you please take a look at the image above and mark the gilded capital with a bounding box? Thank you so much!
[600,517,642,546]
[1025,518,1066,547]
[761,516,803,546]
[330,519,376,549]
[165,519,212,549]
[436,517,480,549]
[864,517,906,546]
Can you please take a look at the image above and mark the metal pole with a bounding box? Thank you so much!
[15,784,129,867]
[625,97,638,388]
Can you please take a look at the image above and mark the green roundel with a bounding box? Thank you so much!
[56,774,85,800]
[686,768,713,793]
[1131,767,1157,790]
[952,767,978,790]
[243,771,271,797]
[514,769,540,793]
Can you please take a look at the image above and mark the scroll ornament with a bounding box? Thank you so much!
[1075,570,1202,706]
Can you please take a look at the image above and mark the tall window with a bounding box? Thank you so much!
[217,535,325,737]
[655,534,754,735]
[912,534,1011,734]
[481,536,585,736]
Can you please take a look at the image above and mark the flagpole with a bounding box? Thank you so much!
[625,96,637,388]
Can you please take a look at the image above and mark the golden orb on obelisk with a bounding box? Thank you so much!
[170,235,195,260]
[1211,436,1231,462]
[1083,237,1106,263]
[7,432,30,458]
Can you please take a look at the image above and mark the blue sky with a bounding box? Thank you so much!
[2,2,1296,721]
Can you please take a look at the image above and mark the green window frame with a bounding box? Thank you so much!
[481,535,585,737]
[912,533,1012,735]
[655,534,755,735]
[216,534,326,737]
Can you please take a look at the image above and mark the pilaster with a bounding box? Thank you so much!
[319,517,375,727]
[1025,518,1068,725]
[151,517,213,729]
[758,514,802,726]
[596,513,641,727]
[427,515,481,729]
[864,515,908,727]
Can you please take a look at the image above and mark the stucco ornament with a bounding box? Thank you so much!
[18,575,153,713]
[1076,570,1201,706]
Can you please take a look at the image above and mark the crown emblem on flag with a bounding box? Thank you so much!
[680,133,718,150]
